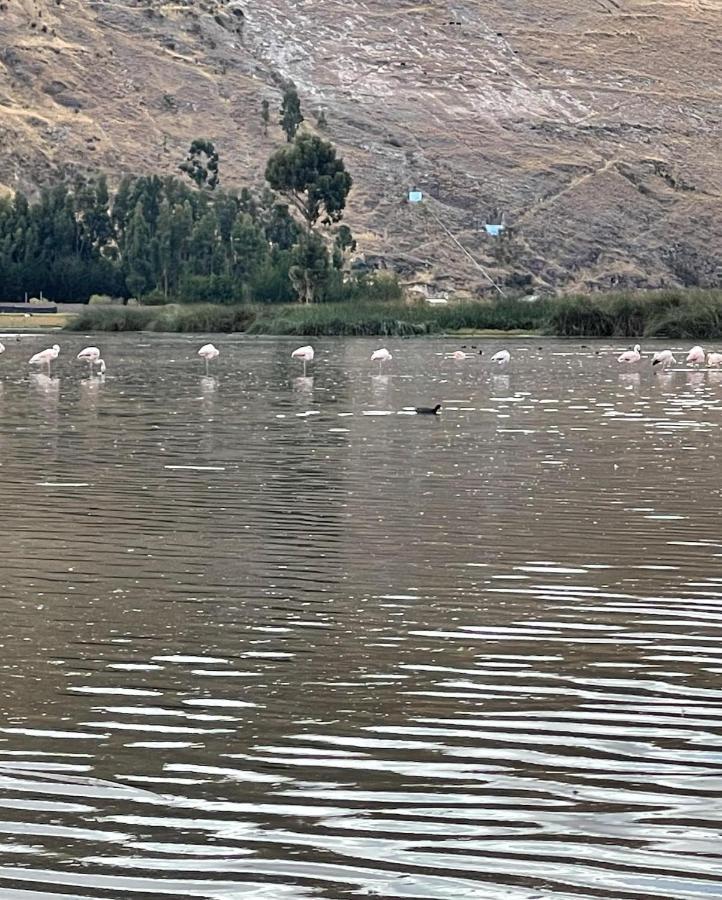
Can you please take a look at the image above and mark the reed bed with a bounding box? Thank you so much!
[546,289,722,338]
[64,290,722,338]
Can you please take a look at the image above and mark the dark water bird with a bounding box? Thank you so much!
[415,404,441,415]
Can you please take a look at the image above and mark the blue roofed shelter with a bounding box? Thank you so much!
[408,190,423,203]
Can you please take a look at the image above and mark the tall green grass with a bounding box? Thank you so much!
[246,298,550,336]
[545,289,722,338]
[66,304,255,333]
[66,306,156,332]
[64,290,722,338]
[66,298,548,336]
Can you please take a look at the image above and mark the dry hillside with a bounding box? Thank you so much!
[1,0,720,293]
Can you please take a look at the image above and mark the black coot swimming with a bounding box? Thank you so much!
[415,404,441,415]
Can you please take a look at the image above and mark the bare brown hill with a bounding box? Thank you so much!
[1,0,720,293]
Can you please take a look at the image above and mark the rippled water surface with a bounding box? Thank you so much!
[1,334,722,900]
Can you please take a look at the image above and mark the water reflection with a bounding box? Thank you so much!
[80,376,103,409]
[29,372,59,395]
[370,373,390,397]
[491,373,510,392]
[618,372,640,390]
[0,335,721,899]
[292,375,314,393]
[654,371,674,388]
[200,375,218,396]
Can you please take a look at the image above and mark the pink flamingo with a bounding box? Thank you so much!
[198,343,220,374]
[618,344,641,364]
[652,349,675,371]
[686,345,705,365]
[76,346,105,375]
[371,347,392,371]
[706,352,722,368]
[491,349,511,366]
[291,345,314,376]
[29,343,60,374]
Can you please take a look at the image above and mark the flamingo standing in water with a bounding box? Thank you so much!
[618,344,641,364]
[291,345,314,376]
[652,349,676,371]
[76,346,106,375]
[198,343,220,374]
[706,352,722,368]
[371,347,392,371]
[29,343,60,374]
[686,345,705,366]
[491,349,511,366]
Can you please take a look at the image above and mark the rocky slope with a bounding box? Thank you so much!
[1,0,720,292]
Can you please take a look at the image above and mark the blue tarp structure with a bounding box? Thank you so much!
[484,224,505,236]
[408,190,423,203]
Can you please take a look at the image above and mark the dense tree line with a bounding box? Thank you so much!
[0,175,331,303]
[0,134,370,304]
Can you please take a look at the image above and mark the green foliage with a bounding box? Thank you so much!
[124,201,153,298]
[279,81,303,142]
[66,303,254,333]
[431,298,550,332]
[0,182,123,301]
[545,289,722,338]
[231,213,268,288]
[0,175,290,303]
[66,306,155,331]
[246,301,426,336]
[88,293,118,305]
[265,133,352,228]
[177,273,240,304]
[149,304,255,333]
[66,291,722,337]
[331,271,403,303]
[288,231,330,303]
[248,297,548,336]
[1,132,354,307]
[332,224,356,269]
[262,202,298,250]
[250,250,296,304]
[545,296,615,337]
[139,288,169,306]
[179,138,220,190]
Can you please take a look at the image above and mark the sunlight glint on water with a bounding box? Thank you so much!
[0,334,721,899]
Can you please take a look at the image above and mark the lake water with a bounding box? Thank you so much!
[1,334,722,900]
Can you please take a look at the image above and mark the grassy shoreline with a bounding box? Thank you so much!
[59,289,722,338]
[0,312,75,331]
